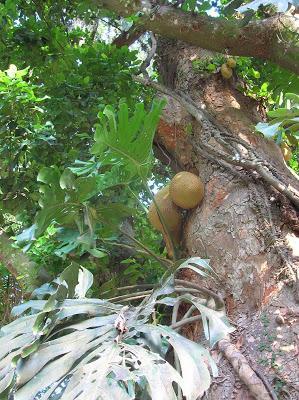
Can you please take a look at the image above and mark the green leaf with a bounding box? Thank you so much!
[32,312,48,334]
[15,67,29,78]
[37,167,60,186]
[54,241,79,257]
[289,123,299,134]
[177,293,234,347]
[75,267,94,298]
[267,108,299,119]
[43,296,57,313]
[198,303,234,347]
[15,225,36,244]
[255,122,281,138]
[96,204,136,224]
[59,168,75,189]
[251,69,260,79]
[88,248,108,258]
[142,324,217,399]
[57,263,81,298]
[177,257,214,277]
[92,99,166,178]
[285,93,299,105]
[35,204,78,237]
[21,339,41,358]
[75,176,99,201]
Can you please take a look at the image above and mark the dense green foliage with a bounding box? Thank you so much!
[0,0,298,298]
[0,0,163,297]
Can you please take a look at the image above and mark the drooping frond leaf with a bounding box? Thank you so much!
[141,324,218,399]
[0,259,232,400]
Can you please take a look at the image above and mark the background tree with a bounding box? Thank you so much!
[0,0,298,399]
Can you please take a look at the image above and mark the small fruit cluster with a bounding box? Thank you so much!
[147,171,204,257]
[220,58,236,80]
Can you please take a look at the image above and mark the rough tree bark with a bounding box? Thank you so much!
[154,38,299,309]
[153,38,299,399]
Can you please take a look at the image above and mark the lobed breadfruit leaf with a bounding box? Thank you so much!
[91,99,166,179]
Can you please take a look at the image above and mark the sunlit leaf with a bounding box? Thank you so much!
[237,0,298,13]
[91,99,166,179]
[59,169,75,190]
[255,121,281,137]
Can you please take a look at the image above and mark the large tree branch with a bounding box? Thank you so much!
[97,1,299,74]
[113,24,145,47]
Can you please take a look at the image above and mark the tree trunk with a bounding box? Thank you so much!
[155,38,299,399]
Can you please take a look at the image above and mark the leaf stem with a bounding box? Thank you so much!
[170,315,202,331]
[175,279,225,309]
[119,228,172,269]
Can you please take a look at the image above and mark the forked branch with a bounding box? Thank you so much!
[99,1,299,74]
